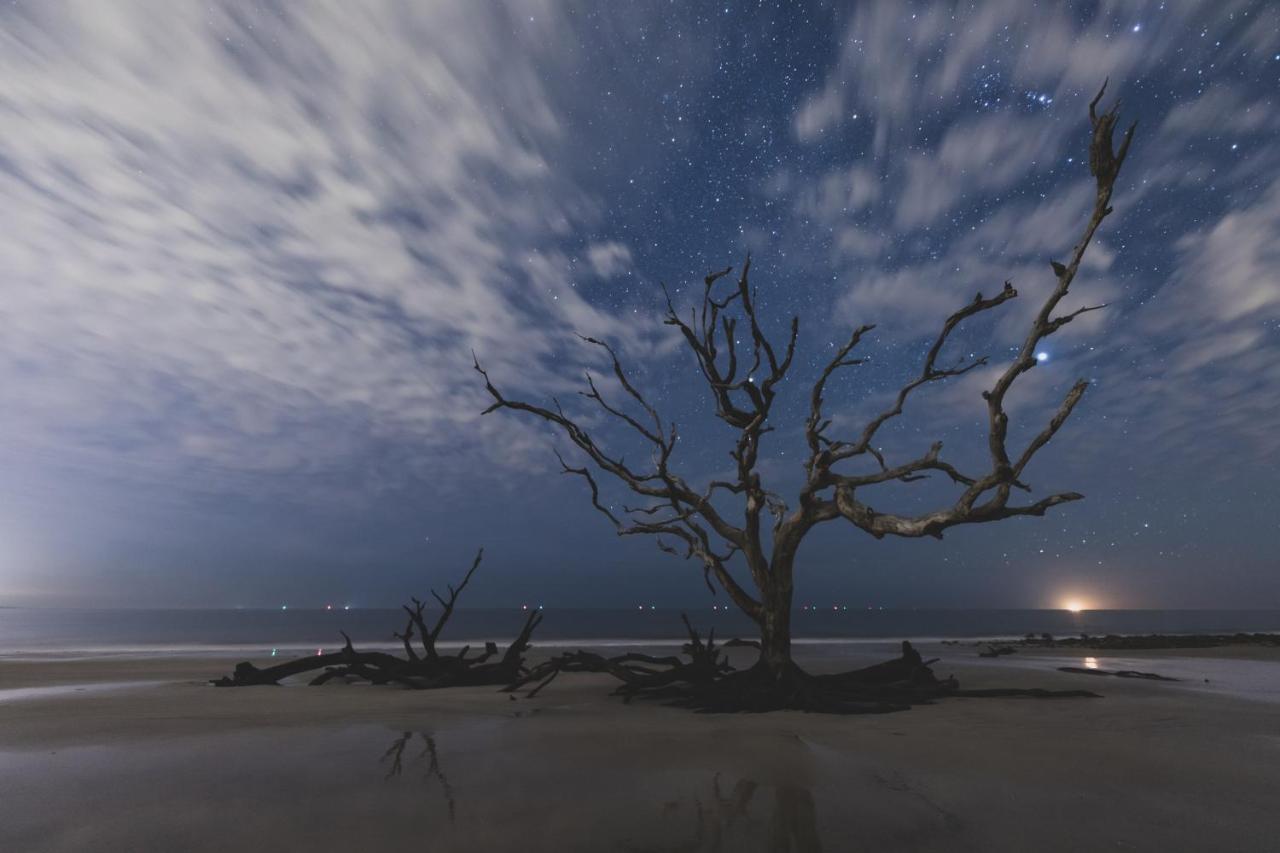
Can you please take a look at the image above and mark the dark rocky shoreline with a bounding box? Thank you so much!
[947,632,1280,652]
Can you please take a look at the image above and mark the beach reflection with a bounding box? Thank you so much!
[381,731,456,822]
[1084,657,1099,670]
[625,773,821,853]
[0,721,973,852]
[375,733,821,850]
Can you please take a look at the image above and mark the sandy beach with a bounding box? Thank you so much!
[2,645,1278,852]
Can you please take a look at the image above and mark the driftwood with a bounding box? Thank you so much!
[473,85,1140,693]
[211,549,542,689]
[208,547,1095,711]
[506,622,1097,714]
[211,584,1095,710]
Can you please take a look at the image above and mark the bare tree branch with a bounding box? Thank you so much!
[475,86,1136,671]
[823,282,1017,470]
[798,82,1134,542]
[213,549,543,689]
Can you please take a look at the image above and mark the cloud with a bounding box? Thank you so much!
[787,3,1280,478]
[792,86,844,143]
[585,241,634,278]
[1160,84,1277,137]
[1084,173,1280,464]
[895,115,1061,228]
[0,1,642,500]
[1135,177,1280,344]
[1158,179,1280,328]
[958,180,1114,271]
[833,227,889,259]
[796,165,882,220]
[836,168,1120,338]
[793,0,1276,153]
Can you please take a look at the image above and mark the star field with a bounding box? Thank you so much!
[0,1,1276,609]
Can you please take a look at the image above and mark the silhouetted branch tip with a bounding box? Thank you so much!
[212,548,538,690]
[467,89,1136,706]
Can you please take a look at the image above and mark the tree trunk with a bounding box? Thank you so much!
[757,562,795,680]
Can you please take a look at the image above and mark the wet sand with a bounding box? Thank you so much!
[2,648,1280,852]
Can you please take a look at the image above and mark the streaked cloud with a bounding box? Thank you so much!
[0,1,640,501]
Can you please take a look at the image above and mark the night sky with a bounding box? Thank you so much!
[2,1,1277,610]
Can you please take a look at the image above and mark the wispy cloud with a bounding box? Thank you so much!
[0,1,642,501]
[782,1,1279,474]
[793,0,1275,151]
[585,241,634,279]
[2,1,1277,607]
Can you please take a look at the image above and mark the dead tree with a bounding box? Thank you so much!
[506,632,1096,714]
[212,548,542,688]
[477,85,1135,709]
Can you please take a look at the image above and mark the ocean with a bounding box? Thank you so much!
[3,607,1279,658]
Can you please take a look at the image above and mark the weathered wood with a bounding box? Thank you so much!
[211,549,540,690]
[505,626,1098,714]
[474,86,1138,695]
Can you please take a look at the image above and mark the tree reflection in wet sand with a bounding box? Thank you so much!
[381,731,456,823]
[625,773,821,853]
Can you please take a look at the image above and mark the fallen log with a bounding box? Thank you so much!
[211,548,543,689]
[506,633,1098,714]
[210,550,1098,712]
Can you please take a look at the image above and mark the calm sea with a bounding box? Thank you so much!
[2,607,1279,658]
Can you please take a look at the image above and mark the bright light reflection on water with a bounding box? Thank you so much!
[974,652,1280,704]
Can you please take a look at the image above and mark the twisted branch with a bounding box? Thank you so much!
[793,82,1134,541]
[476,84,1135,617]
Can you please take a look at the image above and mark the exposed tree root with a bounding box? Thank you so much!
[505,617,1098,714]
[211,549,542,689]
[209,547,1096,712]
